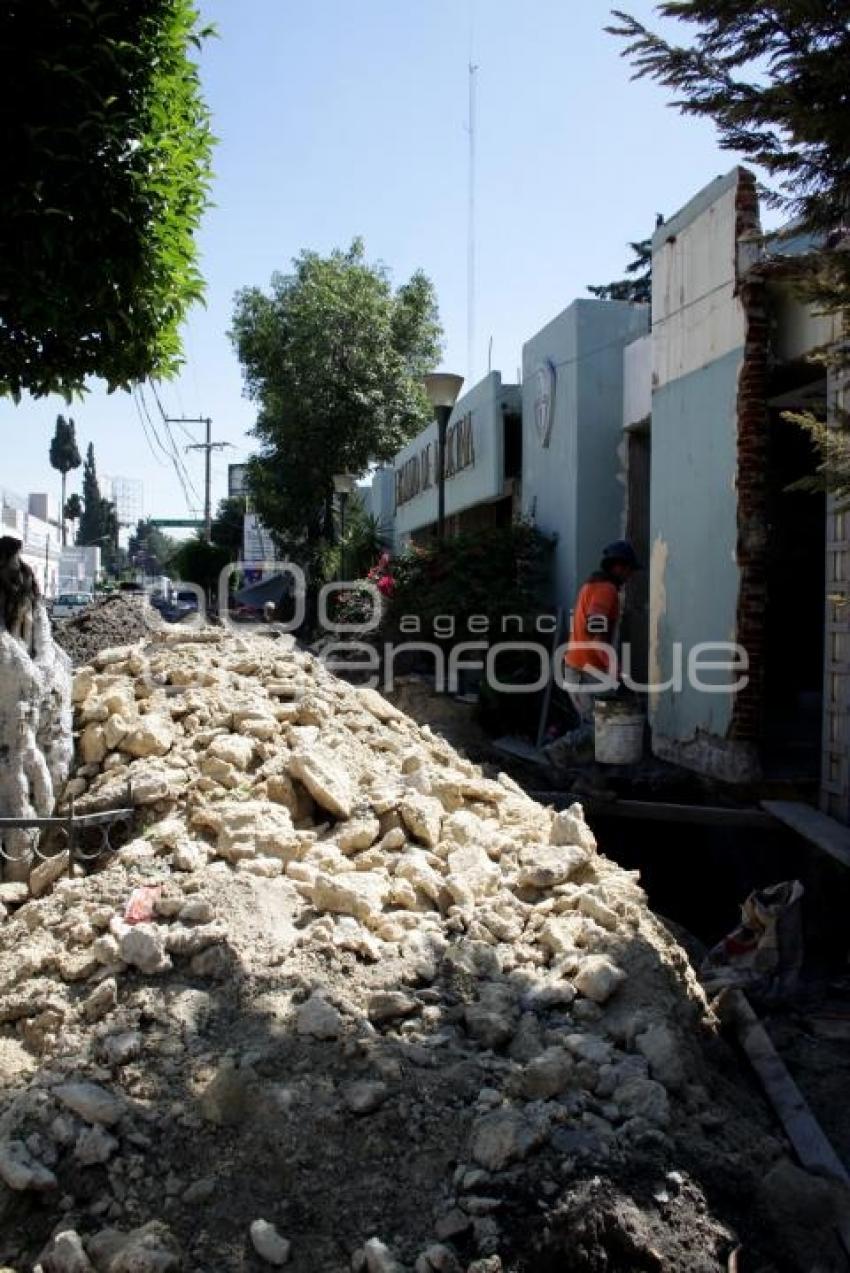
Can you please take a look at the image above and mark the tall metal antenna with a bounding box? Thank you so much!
[467,59,478,387]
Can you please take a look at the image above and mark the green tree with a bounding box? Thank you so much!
[230,240,442,569]
[210,496,246,559]
[609,2,850,495]
[128,518,177,576]
[48,416,82,546]
[169,537,230,595]
[64,493,83,539]
[588,223,663,305]
[0,0,214,400]
[77,442,118,572]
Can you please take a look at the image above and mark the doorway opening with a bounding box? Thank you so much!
[762,363,827,781]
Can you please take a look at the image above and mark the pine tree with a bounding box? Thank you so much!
[609,1,850,497]
[588,237,654,305]
[48,415,81,546]
[77,443,105,546]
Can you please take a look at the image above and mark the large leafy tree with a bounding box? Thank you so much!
[128,518,178,576]
[609,2,850,494]
[210,496,246,559]
[0,0,214,400]
[169,537,230,595]
[231,240,442,563]
[48,415,82,545]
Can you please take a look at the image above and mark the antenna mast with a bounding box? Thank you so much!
[467,60,477,386]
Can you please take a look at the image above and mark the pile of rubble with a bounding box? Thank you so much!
[0,628,846,1272]
[53,594,161,668]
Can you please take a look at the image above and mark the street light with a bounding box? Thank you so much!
[333,473,357,581]
[423,372,464,542]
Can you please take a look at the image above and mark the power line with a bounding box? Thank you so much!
[146,383,203,506]
[132,389,168,469]
[140,385,201,514]
[161,409,232,542]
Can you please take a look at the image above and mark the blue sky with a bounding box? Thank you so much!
[4,0,754,525]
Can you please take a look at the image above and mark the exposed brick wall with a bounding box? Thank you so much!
[729,171,769,745]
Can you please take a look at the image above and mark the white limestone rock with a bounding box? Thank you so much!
[118,922,171,975]
[53,1081,125,1126]
[207,733,255,770]
[289,744,354,818]
[250,1219,291,1266]
[0,1139,57,1191]
[446,843,500,899]
[550,803,597,854]
[121,715,174,758]
[37,1228,95,1272]
[296,993,343,1040]
[74,1124,119,1165]
[400,792,444,848]
[518,843,586,890]
[469,1109,541,1172]
[573,955,626,1004]
[310,870,389,926]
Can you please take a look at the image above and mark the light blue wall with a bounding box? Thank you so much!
[650,348,742,740]
[522,300,649,612]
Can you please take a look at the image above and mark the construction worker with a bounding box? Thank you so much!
[545,539,641,760]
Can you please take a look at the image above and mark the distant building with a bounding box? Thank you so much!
[103,475,143,527]
[521,299,649,614]
[58,544,101,594]
[1,488,64,596]
[228,464,248,498]
[390,371,522,546]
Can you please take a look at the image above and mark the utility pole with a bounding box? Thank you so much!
[165,415,229,541]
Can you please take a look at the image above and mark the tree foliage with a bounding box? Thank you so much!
[77,443,118,570]
[169,537,230,594]
[49,416,82,477]
[128,518,177,576]
[588,237,654,304]
[0,0,214,400]
[49,415,82,545]
[609,4,850,235]
[210,497,246,559]
[231,240,442,562]
[610,1,850,498]
[64,494,83,525]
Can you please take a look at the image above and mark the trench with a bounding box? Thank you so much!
[581,812,850,973]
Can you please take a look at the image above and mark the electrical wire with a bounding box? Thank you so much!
[145,382,203,508]
[132,389,168,468]
[139,385,201,514]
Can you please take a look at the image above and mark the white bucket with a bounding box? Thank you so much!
[594,704,644,765]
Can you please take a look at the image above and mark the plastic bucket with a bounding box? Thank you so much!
[594,703,644,765]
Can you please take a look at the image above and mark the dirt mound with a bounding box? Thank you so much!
[53,594,161,667]
[0,628,847,1272]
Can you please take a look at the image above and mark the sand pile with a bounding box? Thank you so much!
[0,627,845,1272]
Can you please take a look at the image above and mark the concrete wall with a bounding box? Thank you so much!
[623,334,651,428]
[393,372,520,539]
[522,299,649,612]
[648,168,757,780]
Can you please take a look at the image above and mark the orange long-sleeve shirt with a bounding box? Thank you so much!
[565,574,620,674]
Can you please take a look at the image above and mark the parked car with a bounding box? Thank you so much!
[162,589,201,623]
[51,592,94,620]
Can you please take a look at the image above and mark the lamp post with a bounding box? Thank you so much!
[423,372,464,542]
[333,473,357,581]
